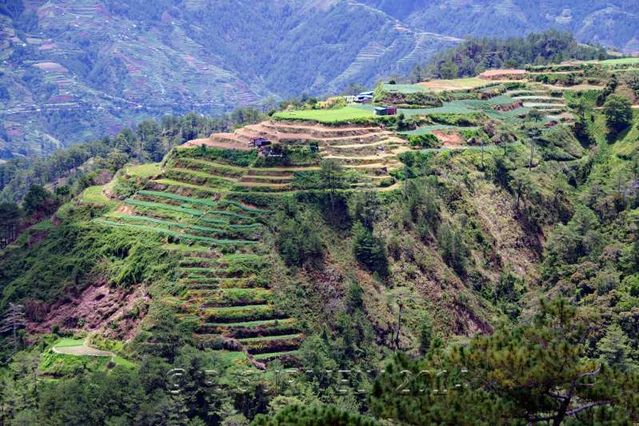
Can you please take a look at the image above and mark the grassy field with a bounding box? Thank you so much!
[53,338,85,348]
[124,163,162,178]
[595,57,639,67]
[80,186,114,206]
[381,83,428,93]
[407,101,477,115]
[274,107,375,123]
[41,338,135,376]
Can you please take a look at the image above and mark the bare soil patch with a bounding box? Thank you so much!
[432,130,464,147]
[184,136,252,151]
[27,281,149,341]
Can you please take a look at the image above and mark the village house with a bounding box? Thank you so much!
[375,106,397,116]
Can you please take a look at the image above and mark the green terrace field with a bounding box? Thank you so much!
[401,125,479,136]
[92,145,306,365]
[123,163,162,178]
[273,106,375,123]
[592,57,639,67]
[381,83,428,93]
[356,95,524,117]
[79,185,115,206]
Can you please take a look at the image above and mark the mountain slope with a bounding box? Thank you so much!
[2,0,639,162]
[362,0,639,52]
[0,0,459,160]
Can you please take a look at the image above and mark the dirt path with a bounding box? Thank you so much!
[52,342,114,357]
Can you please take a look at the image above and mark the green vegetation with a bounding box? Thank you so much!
[381,83,427,93]
[406,133,441,148]
[412,30,608,80]
[123,163,162,179]
[596,57,639,67]
[79,186,114,207]
[604,95,634,136]
[372,300,639,424]
[273,107,375,123]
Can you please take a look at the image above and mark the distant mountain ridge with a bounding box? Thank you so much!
[361,0,639,52]
[0,0,638,160]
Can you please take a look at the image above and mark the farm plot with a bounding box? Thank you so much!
[381,83,428,93]
[273,107,375,123]
[418,77,500,92]
[591,57,639,67]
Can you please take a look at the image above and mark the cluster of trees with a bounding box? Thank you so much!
[411,30,608,81]
[371,299,639,425]
[0,185,67,248]
[604,95,634,137]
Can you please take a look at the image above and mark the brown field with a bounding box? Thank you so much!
[184,137,253,151]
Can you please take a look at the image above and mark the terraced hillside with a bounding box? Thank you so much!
[83,65,604,368]
[95,159,305,367]
[89,116,441,365]
[186,120,409,189]
[504,87,572,119]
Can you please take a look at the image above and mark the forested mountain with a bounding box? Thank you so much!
[2,21,639,422]
[412,30,609,80]
[2,0,639,162]
[0,0,459,160]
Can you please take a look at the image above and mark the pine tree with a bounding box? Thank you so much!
[352,222,388,277]
[0,303,27,354]
[598,323,634,371]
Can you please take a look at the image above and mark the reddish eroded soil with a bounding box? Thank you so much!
[26,281,149,341]
[432,130,465,148]
[116,204,136,215]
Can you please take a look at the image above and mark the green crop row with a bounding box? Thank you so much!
[171,157,247,179]
[202,304,279,322]
[164,168,237,189]
[95,220,257,246]
[137,190,219,208]
[176,145,257,167]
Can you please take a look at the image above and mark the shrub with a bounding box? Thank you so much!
[603,95,633,136]
[182,145,257,167]
[352,222,388,277]
[407,133,441,148]
[277,213,323,267]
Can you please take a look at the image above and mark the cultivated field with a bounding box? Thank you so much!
[273,106,374,123]
[419,77,498,92]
